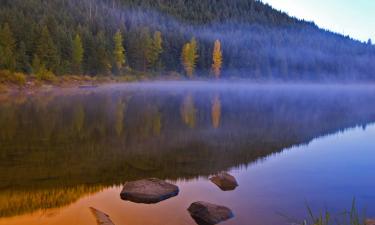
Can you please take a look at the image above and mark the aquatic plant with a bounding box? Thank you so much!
[299,199,366,225]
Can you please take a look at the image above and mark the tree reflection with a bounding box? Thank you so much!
[115,98,126,136]
[180,93,197,128]
[211,94,221,129]
[1,86,375,217]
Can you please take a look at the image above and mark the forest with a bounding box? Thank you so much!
[0,0,374,81]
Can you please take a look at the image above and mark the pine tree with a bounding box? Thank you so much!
[36,26,59,72]
[32,55,42,75]
[16,41,30,73]
[95,31,111,75]
[140,28,152,71]
[0,23,17,71]
[146,31,163,70]
[72,34,84,74]
[212,40,223,78]
[113,30,126,72]
[181,37,198,78]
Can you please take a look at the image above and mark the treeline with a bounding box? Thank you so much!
[0,0,374,80]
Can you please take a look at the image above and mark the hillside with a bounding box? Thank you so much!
[0,0,374,80]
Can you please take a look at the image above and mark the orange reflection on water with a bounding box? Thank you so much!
[0,183,206,225]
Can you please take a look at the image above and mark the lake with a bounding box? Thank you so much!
[0,82,374,225]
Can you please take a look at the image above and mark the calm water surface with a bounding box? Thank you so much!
[0,82,374,225]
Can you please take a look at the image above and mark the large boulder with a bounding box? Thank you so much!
[209,172,238,191]
[188,201,234,225]
[366,219,375,225]
[89,207,115,225]
[120,178,179,204]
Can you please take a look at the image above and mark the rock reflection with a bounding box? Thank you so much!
[1,85,375,217]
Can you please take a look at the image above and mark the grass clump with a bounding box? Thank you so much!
[299,199,366,225]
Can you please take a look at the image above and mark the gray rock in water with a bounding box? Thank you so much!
[209,172,238,191]
[366,219,375,225]
[120,178,179,204]
[188,201,234,225]
[90,207,115,225]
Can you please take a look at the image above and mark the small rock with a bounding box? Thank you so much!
[209,172,238,191]
[188,201,234,225]
[120,178,179,204]
[366,219,375,225]
[90,207,115,225]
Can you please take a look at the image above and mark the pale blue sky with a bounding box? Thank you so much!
[262,0,375,42]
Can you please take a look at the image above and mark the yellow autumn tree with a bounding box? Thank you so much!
[181,38,198,78]
[180,93,197,128]
[211,94,221,129]
[113,30,126,71]
[212,40,223,78]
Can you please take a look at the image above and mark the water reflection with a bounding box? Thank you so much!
[181,93,197,128]
[1,83,375,220]
[211,94,221,129]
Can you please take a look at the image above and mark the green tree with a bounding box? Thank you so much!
[95,31,111,75]
[35,26,59,72]
[16,41,30,73]
[140,28,152,71]
[0,23,17,71]
[72,34,84,74]
[146,31,163,70]
[113,30,126,72]
[31,55,41,75]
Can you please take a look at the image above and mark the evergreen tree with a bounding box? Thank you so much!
[95,31,111,75]
[16,41,30,73]
[0,23,16,71]
[127,27,152,71]
[146,31,163,70]
[212,40,223,78]
[31,55,41,75]
[35,26,59,72]
[140,28,152,71]
[72,34,84,74]
[113,30,126,72]
[181,37,198,78]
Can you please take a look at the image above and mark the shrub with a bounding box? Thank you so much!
[35,66,56,82]
[0,70,13,83]
[12,73,26,85]
[0,70,26,85]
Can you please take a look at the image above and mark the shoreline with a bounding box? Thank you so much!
[2,74,375,95]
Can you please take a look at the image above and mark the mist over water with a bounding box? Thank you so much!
[1,0,375,224]
[0,82,375,224]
